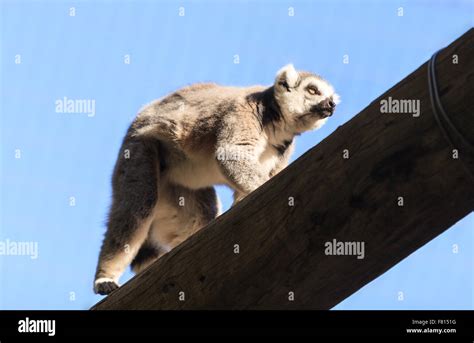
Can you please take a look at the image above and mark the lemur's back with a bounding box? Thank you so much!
[155,82,266,116]
[134,83,266,147]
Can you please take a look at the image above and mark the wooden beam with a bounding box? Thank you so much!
[92,29,474,310]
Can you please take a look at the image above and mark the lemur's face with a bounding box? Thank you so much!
[274,64,340,133]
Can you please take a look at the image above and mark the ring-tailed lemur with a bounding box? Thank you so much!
[94,64,339,295]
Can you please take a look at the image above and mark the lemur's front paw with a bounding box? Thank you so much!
[94,278,119,295]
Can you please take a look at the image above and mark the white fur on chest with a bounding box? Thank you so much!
[168,139,282,190]
[168,156,226,189]
[258,143,281,175]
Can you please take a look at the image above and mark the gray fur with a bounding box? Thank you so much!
[94,64,339,295]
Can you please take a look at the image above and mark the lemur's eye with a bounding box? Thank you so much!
[307,86,320,95]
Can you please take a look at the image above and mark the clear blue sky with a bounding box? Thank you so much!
[0,0,472,310]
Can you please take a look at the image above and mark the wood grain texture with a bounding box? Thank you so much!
[93,29,474,310]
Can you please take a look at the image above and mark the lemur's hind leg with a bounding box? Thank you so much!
[94,138,160,295]
[130,239,165,274]
[129,186,220,275]
[165,186,221,249]
[137,185,220,268]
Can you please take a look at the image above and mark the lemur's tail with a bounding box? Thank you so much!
[94,135,163,295]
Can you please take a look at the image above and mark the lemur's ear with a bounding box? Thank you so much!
[275,64,299,89]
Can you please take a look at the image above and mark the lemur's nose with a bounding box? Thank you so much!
[329,100,336,108]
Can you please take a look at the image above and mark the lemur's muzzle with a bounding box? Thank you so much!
[311,98,336,118]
